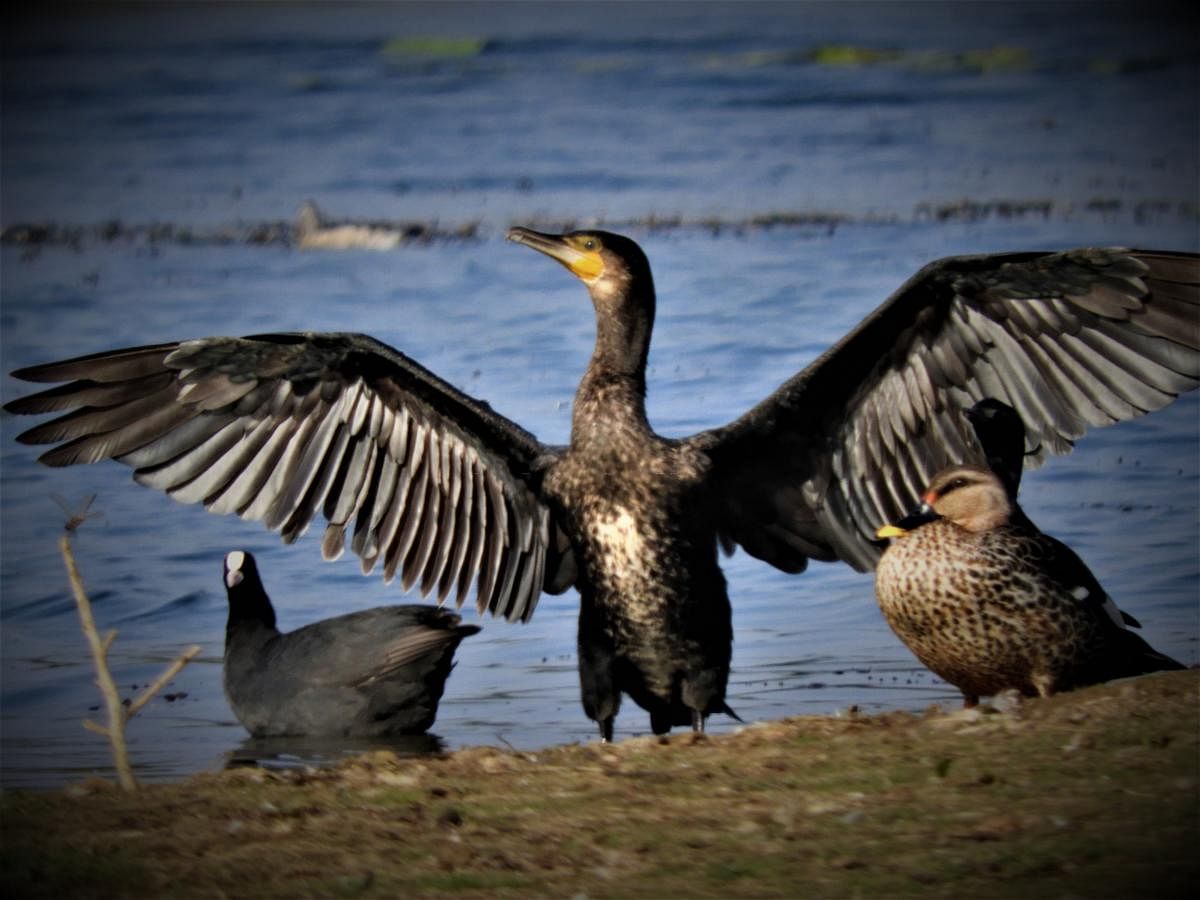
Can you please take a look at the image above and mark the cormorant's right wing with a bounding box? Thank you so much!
[693,248,1200,573]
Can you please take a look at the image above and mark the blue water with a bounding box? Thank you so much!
[2,3,1197,789]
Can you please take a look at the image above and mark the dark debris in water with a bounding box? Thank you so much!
[3,196,1196,252]
[0,217,476,253]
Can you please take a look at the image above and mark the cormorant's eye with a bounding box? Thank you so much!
[583,238,597,251]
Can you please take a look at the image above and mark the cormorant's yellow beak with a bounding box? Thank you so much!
[507,227,605,283]
[875,524,908,539]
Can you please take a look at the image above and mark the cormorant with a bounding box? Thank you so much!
[223,550,479,737]
[963,397,1044,531]
[5,231,1198,739]
[964,398,1033,501]
[874,465,1185,706]
[967,397,1139,620]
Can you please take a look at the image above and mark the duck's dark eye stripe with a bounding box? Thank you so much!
[935,475,973,496]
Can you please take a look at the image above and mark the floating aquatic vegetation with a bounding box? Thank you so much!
[807,43,1035,73]
[708,42,1183,77]
[381,35,489,59]
[808,44,901,68]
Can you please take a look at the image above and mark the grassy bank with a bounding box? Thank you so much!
[2,669,1196,898]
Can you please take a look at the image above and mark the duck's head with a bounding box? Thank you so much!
[877,464,1013,541]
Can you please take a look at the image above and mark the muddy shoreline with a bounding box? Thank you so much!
[2,669,1196,898]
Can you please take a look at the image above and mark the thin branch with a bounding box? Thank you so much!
[58,501,205,791]
[60,533,136,791]
[126,645,202,719]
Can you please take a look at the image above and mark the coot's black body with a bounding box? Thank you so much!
[223,551,478,737]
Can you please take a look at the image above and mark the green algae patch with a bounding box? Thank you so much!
[807,43,1033,73]
[381,36,488,59]
[808,43,899,67]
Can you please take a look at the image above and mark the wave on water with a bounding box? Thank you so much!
[112,590,214,625]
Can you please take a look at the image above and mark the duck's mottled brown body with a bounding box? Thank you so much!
[876,466,1184,705]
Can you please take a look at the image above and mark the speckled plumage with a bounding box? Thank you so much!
[536,262,736,740]
[545,379,731,739]
[875,466,1183,705]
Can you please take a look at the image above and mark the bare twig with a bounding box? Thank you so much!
[59,518,204,792]
[125,645,202,719]
[61,532,136,790]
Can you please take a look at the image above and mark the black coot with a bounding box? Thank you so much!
[223,550,479,737]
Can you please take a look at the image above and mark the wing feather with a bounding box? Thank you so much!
[5,332,569,621]
[697,248,1199,572]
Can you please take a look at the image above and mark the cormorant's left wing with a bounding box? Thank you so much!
[692,248,1200,572]
[5,332,575,622]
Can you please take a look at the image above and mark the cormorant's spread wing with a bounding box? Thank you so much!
[6,332,575,622]
[695,248,1200,572]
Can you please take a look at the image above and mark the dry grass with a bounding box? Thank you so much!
[3,670,1197,898]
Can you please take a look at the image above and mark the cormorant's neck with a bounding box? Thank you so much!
[587,269,654,379]
[573,275,654,437]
